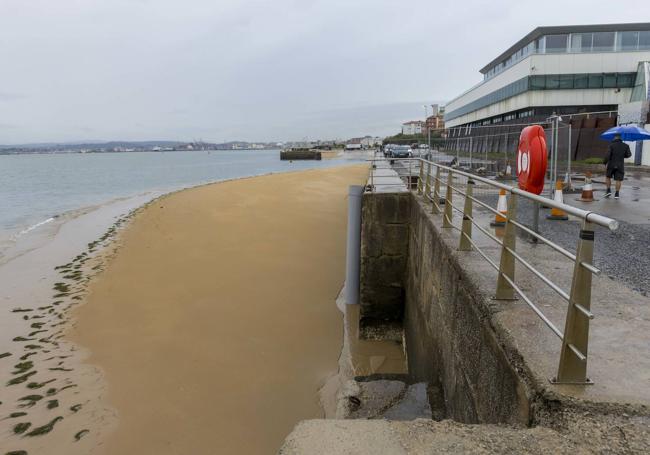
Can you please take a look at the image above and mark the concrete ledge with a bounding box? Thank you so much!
[279,419,590,454]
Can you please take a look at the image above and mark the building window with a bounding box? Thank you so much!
[619,31,640,50]
[588,74,603,88]
[559,74,574,89]
[545,34,568,53]
[545,74,560,89]
[617,72,636,87]
[571,33,592,52]
[592,32,615,52]
[530,75,545,90]
[640,31,650,50]
[574,74,589,89]
[602,73,617,88]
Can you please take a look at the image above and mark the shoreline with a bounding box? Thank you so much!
[0,156,368,265]
[0,163,369,454]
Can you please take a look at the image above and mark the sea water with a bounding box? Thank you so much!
[0,149,363,257]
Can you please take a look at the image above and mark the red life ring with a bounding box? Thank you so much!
[517,125,547,195]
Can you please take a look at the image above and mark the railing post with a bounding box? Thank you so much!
[554,220,595,384]
[432,166,441,214]
[425,162,432,198]
[459,180,474,251]
[417,159,424,194]
[443,169,453,228]
[494,193,517,300]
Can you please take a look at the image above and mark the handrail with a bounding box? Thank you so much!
[367,155,618,385]
[371,157,618,231]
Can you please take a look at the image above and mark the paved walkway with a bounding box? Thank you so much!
[479,171,650,295]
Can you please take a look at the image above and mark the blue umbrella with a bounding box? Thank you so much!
[600,125,650,141]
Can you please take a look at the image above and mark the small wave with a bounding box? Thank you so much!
[17,217,56,236]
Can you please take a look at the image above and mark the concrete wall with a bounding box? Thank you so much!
[359,192,410,328]
[404,197,530,425]
[360,191,531,425]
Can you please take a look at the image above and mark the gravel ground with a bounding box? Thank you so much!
[477,194,650,296]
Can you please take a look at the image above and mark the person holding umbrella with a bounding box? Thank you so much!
[603,133,631,198]
[600,125,650,199]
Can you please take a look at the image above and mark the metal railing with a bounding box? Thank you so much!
[368,156,619,385]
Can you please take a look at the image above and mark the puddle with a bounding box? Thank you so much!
[320,291,408,418]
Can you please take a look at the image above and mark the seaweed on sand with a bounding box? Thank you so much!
[7,371,36,386]
[0,352,11,359]
[13,422,31,434]
[53,283,69,293]
[18,395,43,408]
[26,379,55,389]
[25,416,63,436]
[74,429,90,441]
[11,362,34,374]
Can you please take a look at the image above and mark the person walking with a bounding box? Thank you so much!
[603,133,632,199]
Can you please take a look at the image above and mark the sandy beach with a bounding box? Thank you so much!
[65,165,368,454]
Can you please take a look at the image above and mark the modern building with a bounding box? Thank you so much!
[402,121,425,135]
[444,23,650,163]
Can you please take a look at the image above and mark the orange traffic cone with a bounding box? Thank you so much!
[547,180,569,220]
[577,171,596,202]
[490,189,508,227]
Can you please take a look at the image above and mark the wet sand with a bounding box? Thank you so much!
[67,165,368,454]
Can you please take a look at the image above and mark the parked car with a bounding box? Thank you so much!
[391,145,412,158]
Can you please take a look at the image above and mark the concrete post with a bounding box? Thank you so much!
[345,185,364,305]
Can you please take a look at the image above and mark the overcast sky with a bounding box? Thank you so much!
[0,0,646,144]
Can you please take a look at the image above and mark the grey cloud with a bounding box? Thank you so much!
[0,0,646,144]
[0,92,26,101]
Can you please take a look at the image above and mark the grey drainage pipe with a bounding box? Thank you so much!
[345,185,364,305]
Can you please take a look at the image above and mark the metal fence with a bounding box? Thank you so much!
[379,110,619,192]
[368,157,619,385]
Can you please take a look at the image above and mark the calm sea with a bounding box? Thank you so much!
[0,149,363,251]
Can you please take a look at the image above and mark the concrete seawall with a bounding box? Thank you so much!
[281,181,650,454]
[360,191,530,424]
[403,194,530,424]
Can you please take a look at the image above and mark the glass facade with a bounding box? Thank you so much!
[447,72,637,121]
[630,62,650,102]
[484,29,650,81]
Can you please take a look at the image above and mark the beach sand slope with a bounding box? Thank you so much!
[68,165,368,455]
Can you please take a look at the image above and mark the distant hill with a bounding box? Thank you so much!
[0,140,185,150]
